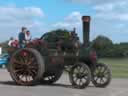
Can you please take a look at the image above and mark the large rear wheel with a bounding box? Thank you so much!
[92,63,112,88]
[9,48,45,86]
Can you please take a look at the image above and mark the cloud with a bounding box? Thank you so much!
[92,1,128,20]
[0,6,44,24]
[68,0,127,5]
[95,12,128,21]
[53,9,128,43]
[65,11,81,22]
[67,0,128,22]
[53,11,84,41]
[0,6,45,42]
[93,3,114,12]
[94,1,126,11]
[53,11,82,29]
[0,6,44,17]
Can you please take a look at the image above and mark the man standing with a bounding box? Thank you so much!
[18,27,27,48]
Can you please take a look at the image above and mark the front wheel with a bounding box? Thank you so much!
[69,62,91,89]
[92,63,112,88]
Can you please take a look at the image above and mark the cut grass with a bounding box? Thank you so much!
[99,58,128,78]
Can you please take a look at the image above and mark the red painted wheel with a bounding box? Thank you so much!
[9,48,45,86]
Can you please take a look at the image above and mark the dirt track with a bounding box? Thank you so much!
[0,69,128,96]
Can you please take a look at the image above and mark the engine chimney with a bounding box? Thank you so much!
[82,16,91,47]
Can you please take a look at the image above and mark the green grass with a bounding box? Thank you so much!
[99,58,128,78]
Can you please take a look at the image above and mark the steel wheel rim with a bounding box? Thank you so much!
[11,50,38,84]
[93,65,110,84]
[73,65,89,86]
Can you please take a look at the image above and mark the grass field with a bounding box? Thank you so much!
[99,58,128,78]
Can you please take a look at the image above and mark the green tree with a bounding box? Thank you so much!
[92,35,113,57]
[93,35,113,50]
[0,40,9,54]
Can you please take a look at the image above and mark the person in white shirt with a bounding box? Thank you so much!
[25,30,31,43]
[8,37,14,46]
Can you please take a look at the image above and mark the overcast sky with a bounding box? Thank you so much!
[0,0,128,43]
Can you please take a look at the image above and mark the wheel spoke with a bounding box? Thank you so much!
[25,75,28,82]
[104,74,109,79]
[49,76,52,80]
[14,69,23,74]
[15,55,24,64]
[101,78,105,83]
[14,65,23,69]
[19,55,26,64]
[20,75,24,79]
[95,77,99,82]
[102,66,107,74]
[83,75,88,80]
[80,79,83,85]
[27,57,35,65]
[74,78,79,83]
[99,66,102,73]
[100,78,102,84]
[78,79,81,85]
[26,52,35,65]
[13,58,24,65]
[31,69,37,75]
[104,71,108,75]
[28,70,34,77]
[82,67,86,74]
[76,66,81,73]
[29,65,38,70]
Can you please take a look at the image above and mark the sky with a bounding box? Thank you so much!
[0,0,128,43]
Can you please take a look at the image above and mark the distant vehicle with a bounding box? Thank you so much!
[0,53,9,67]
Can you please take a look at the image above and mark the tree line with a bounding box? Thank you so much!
[92,35,128,58]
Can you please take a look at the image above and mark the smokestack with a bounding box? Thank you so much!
[82,16,91,47]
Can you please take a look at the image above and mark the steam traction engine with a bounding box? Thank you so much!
[7,16,112,89]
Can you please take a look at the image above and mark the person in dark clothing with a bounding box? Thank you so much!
[18,27,27,48]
